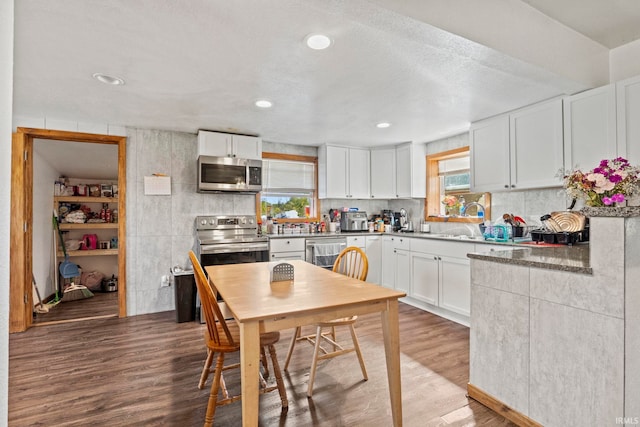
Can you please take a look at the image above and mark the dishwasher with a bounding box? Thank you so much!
[305,237,347,269]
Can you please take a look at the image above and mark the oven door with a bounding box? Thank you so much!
[197,242,269,322]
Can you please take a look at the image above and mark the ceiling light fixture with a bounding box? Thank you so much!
[305,33,332,50]
[92,73,125,86]
[376,122,391,128]
[255,99,273,108]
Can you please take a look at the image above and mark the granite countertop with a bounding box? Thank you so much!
[267,230,591,273]
[467,244,591,274]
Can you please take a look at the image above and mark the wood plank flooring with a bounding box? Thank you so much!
[33,291,118,325]
[9,303,514,426]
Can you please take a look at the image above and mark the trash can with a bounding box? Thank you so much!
[172,266,196,323]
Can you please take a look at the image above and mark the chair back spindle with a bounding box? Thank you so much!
[189,251,236,348]
[332,246,368,281]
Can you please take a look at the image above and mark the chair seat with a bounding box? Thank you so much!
[316,315,357,327]
[205,322,280,351]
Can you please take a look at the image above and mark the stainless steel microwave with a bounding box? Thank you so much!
[198,156,262,193]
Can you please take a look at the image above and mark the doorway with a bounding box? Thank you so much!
[10,128,127,332]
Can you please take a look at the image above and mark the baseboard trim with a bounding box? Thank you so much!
[467,383,542,427]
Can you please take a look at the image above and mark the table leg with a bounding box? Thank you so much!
[381,299,403,426]
[240,320,260,426]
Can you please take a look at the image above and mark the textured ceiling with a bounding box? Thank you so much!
[522,0,640,48]
[13,0,639,153]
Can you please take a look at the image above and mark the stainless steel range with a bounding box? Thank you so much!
[195,215,268,266]
[195,215,268,322]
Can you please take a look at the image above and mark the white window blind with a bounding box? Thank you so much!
[262,159,315,191]
[439,157,469,174]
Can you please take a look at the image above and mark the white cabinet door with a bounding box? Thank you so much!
[395,249,411,294]
[231,134,262,160]
[439,255,471,316]
[617,75,640,165]
[370,147,396,199]
[324,146,349,198]
[563,84,617,171]
[395,143,412,198]
[510,99,564,190]
[381,236,395,289]
[395,143,426,198]
[365,236,382,285]
[198,131,232,157]
[348,148,370,198]
[410,252,439,305]
[470,115,511,192]
[198,132,262,159]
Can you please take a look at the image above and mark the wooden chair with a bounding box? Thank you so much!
[284,246,369,397]
[188,251,288,426]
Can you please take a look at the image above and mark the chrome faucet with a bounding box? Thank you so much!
[461,202,485,218]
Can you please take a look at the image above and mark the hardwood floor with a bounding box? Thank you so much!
[32,291,119,325]
[9,303,514,426]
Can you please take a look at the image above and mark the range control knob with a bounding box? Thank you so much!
[209,218,216,225]
[240,217,247,224]
[200,219,208,226]
[248,218,254,224]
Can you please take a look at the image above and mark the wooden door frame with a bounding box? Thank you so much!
[10,127,127,333]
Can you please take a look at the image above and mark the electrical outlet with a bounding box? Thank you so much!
[160,275,171,287]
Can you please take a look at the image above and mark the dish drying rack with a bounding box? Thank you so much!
[480,224,537,242]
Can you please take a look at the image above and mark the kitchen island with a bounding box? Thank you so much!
[467,208,640,427]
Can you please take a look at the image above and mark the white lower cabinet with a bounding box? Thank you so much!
[395,249,411,294]
[364,235,382,285]
[269,238,306,261]
[403,239,474,325]
[347,235,382,285]
[439,255,471,316]
[381,235,411,290]
[410,252,439,305]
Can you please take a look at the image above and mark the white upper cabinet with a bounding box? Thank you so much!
[318,145,370,199]
[370,147,396,199]
[395,142,426,198]
[616,75,640,165]
[563,84,617,171]
[470,115,511,192]
[348,147,371,198]
[510,98,564,189]
[471,98,563,192]
[197,131,262,160]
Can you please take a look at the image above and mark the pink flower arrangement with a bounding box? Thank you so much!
[563,157,640,207]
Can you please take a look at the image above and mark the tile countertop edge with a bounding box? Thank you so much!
[467,251,593,275]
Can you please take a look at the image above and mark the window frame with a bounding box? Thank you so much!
[424,146,491,223]
[256,152,320,223]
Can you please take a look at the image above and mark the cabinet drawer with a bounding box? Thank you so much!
[347,236,366,247]
[269,238,305,253]
[390,235,411,251]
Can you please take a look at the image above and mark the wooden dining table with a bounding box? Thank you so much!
[205,260,406,426]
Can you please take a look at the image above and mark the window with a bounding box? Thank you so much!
[259,153,318,223]
[425,147,491,222]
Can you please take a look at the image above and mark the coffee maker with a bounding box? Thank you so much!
[398,208,412,232]
[392,212,402,231]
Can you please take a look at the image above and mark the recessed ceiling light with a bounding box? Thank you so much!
[376,122,391,128]
[92,73,125,86]
[255,99,273,108]
[305,33,332,50]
